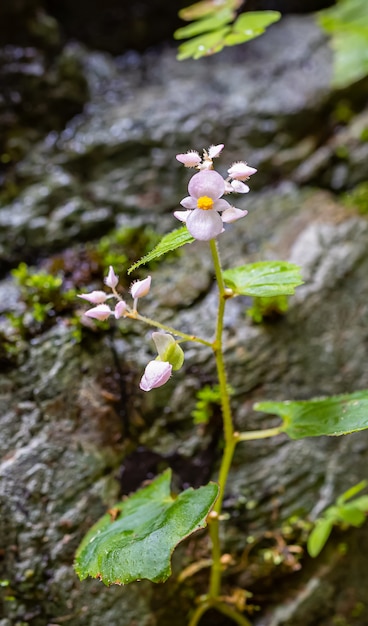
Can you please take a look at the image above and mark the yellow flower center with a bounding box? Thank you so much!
[197,195,214,211]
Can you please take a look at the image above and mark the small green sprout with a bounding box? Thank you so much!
[191,384,233,424]
[307,480,368,557]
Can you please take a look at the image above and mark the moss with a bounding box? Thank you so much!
[8,262,77,339]
[247,295,289,324]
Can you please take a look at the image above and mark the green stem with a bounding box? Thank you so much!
[208,239,237,599]
[128,312,212,348]
[188,601,211,626]
[214,602,253,626]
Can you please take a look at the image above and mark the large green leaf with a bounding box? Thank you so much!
[223,261,303,297]
[255,390,368,439]
[127,227,194,274]
[74,470,218,585]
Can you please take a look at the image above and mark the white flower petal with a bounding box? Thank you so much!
[213,198,232,212]
[186,208,223,241]
[180,196,197,209]
[174,210,191,223]
[221,207,248,223]
[231,180,250,193]
[188,170,225,200]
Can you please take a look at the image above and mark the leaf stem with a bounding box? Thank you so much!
[235,426,283,442]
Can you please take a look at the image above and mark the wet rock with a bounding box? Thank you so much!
[0,43,88,169]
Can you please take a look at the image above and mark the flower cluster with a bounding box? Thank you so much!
[175,144,256,241]
[78,266,151,321]
[78,267,184,392]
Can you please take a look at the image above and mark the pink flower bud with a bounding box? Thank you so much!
[84,304,112,321]
[176,151,201,168]
[139,360,172,392]
[78,290,108,304]
[114,300,127,319]
[104,266,119,289]
[208,144,224,159]
[130,276,151,299]
[228,162,257,181]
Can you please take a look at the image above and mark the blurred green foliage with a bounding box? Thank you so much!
[174,0,280,59]
[307,481,368,557]
[318,0,368,87]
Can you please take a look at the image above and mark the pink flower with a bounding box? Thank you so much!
[84,304,112,321]
[228,162,257,181]
[176,151,201,168]
[78,290,108,304]
[130,276,151,299]
[174,170,232,241]
[139,360,172,392]
[104,266,119,289]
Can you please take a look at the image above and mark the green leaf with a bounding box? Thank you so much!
[74,469,218,585]
[174,8,233,40]
[179,0,242,21]
[255,390,368,439]
[223,261,303,297]
[225,10,281,45]
[307,518,334,557]
[127,227,194,274]
[348,495,368,512]
[336,504,366,526]
[177,27,231,60]
[337,480,367,505]
[318,0,368,87]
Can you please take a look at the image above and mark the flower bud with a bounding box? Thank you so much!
[114,300,127,319]
[208,144,224,159]
[139,360,172,392]
[228,162,257,181]
[130,276,151,299]
[104,266,119,289]
[152,332,185,371]
[230,180,250,193]
[84,304,112,321]
[176,151,201,167]
[78,290,108,304]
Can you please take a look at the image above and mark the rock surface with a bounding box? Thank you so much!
[1,12,368,626]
